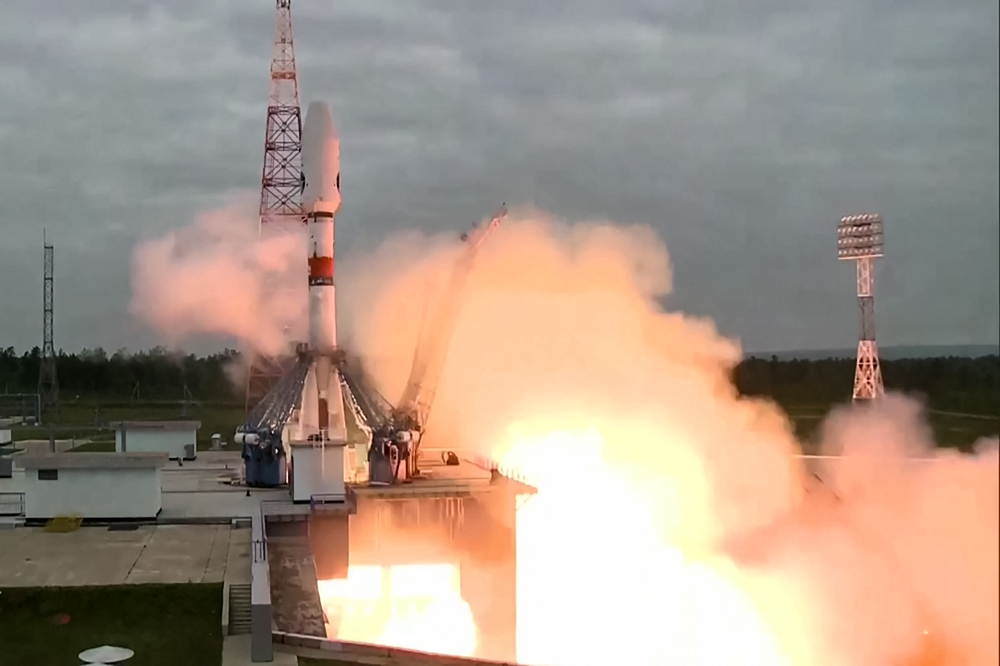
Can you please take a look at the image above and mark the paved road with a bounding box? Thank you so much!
[0,524,250,587]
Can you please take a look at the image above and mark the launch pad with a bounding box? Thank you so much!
[233,43,527,661]
[258,456,533,662]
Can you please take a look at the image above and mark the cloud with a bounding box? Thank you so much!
[0,0,996,353]
[331,208,998,664]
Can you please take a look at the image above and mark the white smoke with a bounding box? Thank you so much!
[129,196,306,356]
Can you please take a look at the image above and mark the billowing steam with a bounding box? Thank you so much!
[130,197,306,356]
[130,202,998,664]
[337,208,999,665]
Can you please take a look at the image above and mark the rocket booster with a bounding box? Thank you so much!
[301,102,341,353]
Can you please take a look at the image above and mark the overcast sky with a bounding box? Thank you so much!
[0,0,996,355]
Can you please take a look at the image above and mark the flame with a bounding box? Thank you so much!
[498,422,804,666]
[318,563,478,657]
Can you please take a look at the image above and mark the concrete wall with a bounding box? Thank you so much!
[22,466,162,520]
[116,429,196,459]
[250,510,273,662]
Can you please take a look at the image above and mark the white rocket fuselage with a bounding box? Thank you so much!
[298,101,344,438]
[302,101,342,355]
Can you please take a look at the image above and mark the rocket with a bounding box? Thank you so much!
[302,101,341,353]
[300,101,345,437]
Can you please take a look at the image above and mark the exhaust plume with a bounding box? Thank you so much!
[130,198,306,356]
[337,208,999,665]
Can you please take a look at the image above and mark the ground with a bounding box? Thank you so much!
[9,394,372,453]
[781,403,998,453]
[0,582,223,666]
[9,399,246,452]
[0,524,241,586]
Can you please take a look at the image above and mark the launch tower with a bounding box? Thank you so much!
[838,213,885,401]
[246,0,306,413]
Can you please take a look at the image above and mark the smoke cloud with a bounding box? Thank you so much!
[337,208,999,665]
[128,201,997,663]
[130,197,306,356]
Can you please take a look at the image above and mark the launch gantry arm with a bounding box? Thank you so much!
[394,205,507,459]
[237,352,310,466]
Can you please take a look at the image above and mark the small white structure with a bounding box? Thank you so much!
[112,421,200,460]
[290,439,346,503]
[17,452,167,520]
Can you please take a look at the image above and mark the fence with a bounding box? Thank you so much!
[0,393,40,424]
[0,492,25,517]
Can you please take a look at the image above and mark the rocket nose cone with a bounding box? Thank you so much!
[304,102,337,143]
[302,101,341,209]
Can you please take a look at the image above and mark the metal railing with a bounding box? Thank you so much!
[252,503,268,563]
[470,455,536,489]
[252,536,267,563]
[0,491,25,517]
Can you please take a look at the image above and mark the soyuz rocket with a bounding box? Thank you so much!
[300,101,344,436]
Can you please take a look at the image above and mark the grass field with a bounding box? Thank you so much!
[7,395,996,456]
[0,583,223,666]
[782,402,999,453]
[10,394,372,453]
[10,399,246,452]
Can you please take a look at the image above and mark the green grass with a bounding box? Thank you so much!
[69,439,116,452]
[14,399,247,452]
[779,400,999,454]
[0,583,223,666]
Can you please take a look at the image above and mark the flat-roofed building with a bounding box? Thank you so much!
[112,420,200,460]
[16,452,168,520]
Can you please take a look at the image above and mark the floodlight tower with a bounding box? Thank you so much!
[246,0,305,413]
[838,213,885,401]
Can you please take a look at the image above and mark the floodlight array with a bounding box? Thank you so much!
[838,213,884,259]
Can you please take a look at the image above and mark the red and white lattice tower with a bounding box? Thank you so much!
[838,213,885,401]
[246,0,305,413]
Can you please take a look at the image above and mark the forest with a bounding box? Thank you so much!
[0,346,996,451]
[0,346,996,415]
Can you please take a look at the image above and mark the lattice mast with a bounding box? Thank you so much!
[38,230,59,416]
[259,0,304,224]
[246,0,305,413]
[838,214,885,401]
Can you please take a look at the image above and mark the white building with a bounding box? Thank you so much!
[289,439,347,503]
[16,452,167,520]
[112,420,200,460]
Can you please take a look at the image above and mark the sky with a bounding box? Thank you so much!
[0,0,996,355]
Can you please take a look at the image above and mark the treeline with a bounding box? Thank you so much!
[735,355,1000,415]
[0,347,241,403]
[0,347,997,416]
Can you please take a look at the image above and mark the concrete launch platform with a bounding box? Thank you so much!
[255,456,535,663]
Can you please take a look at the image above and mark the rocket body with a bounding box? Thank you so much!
[307,201,337,352]
[301,101,341,354]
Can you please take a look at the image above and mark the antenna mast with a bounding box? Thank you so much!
[38,230,59,417]
[246,0,305,413]
[838,214,885,401]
